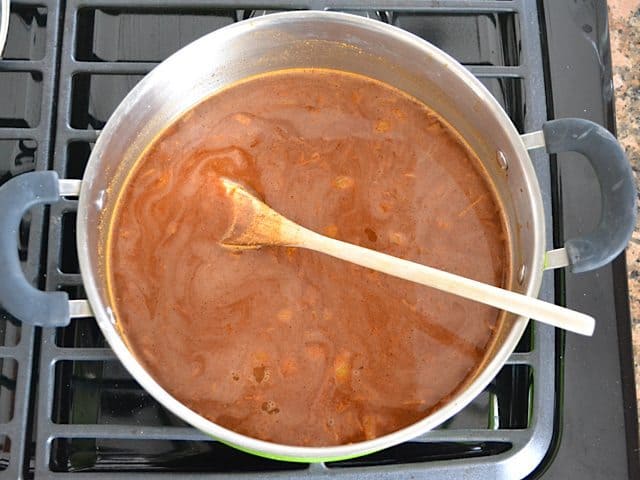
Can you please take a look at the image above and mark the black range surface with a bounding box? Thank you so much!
[0,1,637,479]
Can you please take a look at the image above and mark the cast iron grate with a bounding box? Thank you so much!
[31,1,555,479]
[0,1,62,479]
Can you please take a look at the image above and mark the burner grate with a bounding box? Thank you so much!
[18,1,556,478]
[0,1,62,479]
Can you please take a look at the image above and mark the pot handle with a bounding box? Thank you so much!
[524,118,636,273]
[0,171,91,326]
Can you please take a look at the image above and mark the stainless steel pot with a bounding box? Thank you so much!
[0,12,635,462]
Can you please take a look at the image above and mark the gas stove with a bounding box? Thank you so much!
[0,1,638,479]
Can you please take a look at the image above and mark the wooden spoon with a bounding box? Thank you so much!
[220,178,595,336]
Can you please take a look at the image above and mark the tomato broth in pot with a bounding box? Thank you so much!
[107,68,509,447]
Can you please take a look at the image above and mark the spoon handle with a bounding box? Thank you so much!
[296,229,595,336]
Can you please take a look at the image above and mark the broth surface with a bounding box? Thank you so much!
[108,69,508,446]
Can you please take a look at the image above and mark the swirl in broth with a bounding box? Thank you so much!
[107,69,509,447]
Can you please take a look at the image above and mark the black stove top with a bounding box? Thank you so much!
[0,1,637,479]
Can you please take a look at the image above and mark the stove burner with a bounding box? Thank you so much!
[36,2,553,477]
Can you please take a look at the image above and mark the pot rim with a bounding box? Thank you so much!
[77,10,545,461]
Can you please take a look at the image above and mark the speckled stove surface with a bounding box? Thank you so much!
[609,0,640,417]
